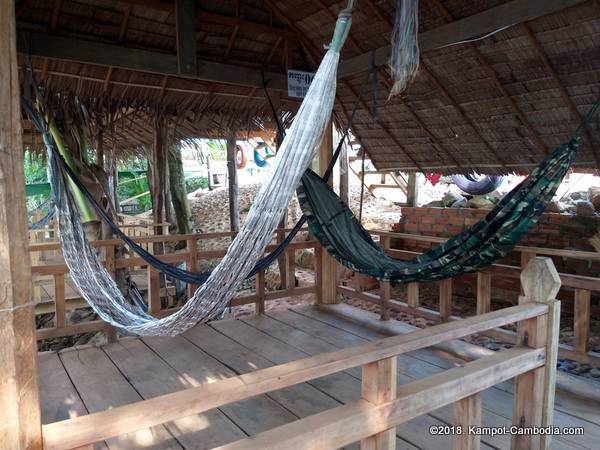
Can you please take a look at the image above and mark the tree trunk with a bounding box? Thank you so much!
[168,143,192,234]
[151,117,167,253]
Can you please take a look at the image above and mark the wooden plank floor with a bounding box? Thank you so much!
[38,305,600,450]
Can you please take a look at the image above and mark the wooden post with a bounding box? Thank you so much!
[519,251,535,295]
[54,274,66,328]
[407,282,419,309]
[380,237,391,321]
[512,257,561,450]
[187,237,198,298]
[317,121,339,304]
[151,116,166,254]
[103,244,118,341]
[573,288,590,355]
[226,130,240,232]
[476,272,492,315]
[147,266,161,315]
[452,393,482,450]
[339,139,349,206]
[406,173,418,206]
[0,0,43,445]
[439,278,452,322]
[256,271,265,314]
[361,357,397,450]
[285,249,296,290]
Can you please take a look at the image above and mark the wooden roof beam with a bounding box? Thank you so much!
[50,0,62,31]
[17,31,289,91]
[175,0,197,75]
[338,0,588,79]
[111,0,299,41]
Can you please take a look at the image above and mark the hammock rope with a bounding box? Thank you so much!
[38,8,354,336]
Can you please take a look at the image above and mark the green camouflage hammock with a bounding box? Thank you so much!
[297,99,599,282]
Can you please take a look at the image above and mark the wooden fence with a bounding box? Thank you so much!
[338,230,599,367]
[40,257,561,450]
[29,228,317,341]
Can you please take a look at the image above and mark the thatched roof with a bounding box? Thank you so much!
[16,0,600,174]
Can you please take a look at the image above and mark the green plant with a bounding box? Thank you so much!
[185,176,209,193]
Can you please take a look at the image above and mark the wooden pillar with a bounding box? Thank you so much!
[317,121,338,304]
[226,130,239,232]
[339,139,349,205]
[407,282,419,309]
[361,357,397,450]
[573,288,590,355]
[256,271,265,314]
[439,278,452,322]
[0,0,42,446]
[476,271,492,315]
[453,393,482,450]
[406,173,418,207]
[512,257,561,450]
[380,237,391,321]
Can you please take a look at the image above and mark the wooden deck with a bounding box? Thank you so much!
[38,305,600,450]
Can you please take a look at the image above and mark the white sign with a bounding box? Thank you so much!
[287,70,315,98]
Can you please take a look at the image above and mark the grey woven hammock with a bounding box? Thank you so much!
[42,10,354,336]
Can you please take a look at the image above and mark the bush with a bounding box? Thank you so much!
[185,176,209,193]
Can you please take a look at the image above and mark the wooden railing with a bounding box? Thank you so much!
[29,228,316,341]
[40,257,561,450]
[339,230,600,367]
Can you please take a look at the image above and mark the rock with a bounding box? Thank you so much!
[568,191,587,201]
[590,368,600,378]
[546,200,561,213]
[575,200,595,217]
[442,191,465,207]
[451,198,468,208]
[588,186,600,211]
[467,197,495,209]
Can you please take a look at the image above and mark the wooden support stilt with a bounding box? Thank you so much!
[317,121,339,304]
[226,130,240,232]
[187,237,198,298]
[380,237,391,321]
[452,393,482,450]
[439,278,452,322]
[256,271,266,314]
[406,173,418,206]
[476,272,492,315]
[361,357,397,450]
[0,0,43,445]
[147,267,161,315]
[573,288,590,354]
[512,257,561,450]
[407,282,419,309]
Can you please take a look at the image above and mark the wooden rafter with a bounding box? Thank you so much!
[522,22,600,168]
[265,36,283,66]
[224,25,239,61]
[118,4,132,43]
[50,0,63,31]
[421,63,509,169]
[431,0,547,160]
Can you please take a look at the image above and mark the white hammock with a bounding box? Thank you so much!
[47,11,352,336]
